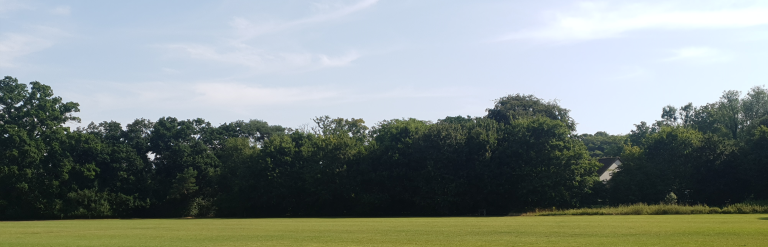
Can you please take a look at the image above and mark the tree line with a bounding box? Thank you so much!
[593,87,768,205]
[1,76,766,219]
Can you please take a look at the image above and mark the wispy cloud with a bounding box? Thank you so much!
[0,1,70,67]
[231,0,378,40]
[189,83,468,110]
[0,0,30,14]
[167,44,360,72]
[161,67,181,74]
[608,65,651,80]
[0,31,56,67]
[192,83,341,110]
[50,6,70,16]
[0,34,50,67]
[165,0,374,73]
[501,1,768,42]
[663,46,733,63]
[69,81,343,112]
[70,80,469,117]
[62,78,480,129]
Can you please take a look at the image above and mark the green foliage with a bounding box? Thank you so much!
[609,127,741,206]
[311,115,369,141]
[664,192,678,204]
[742,126,768,199]
[65,189,113,218]
[169,167,198,198]
[628,121,658,146]
[525,202,768,216]
[492,117,600,211]
[579,131,626,158]
[4,75,768,219]
[650,86,768,141]
[0,76,82,219]
[354,115,598,215]
[485,94,575,131]
[148,117,220,217]
[207,119,285,147]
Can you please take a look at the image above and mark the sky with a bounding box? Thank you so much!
[3,0,768,134]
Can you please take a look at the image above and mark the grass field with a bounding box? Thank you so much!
[2,215,768,246]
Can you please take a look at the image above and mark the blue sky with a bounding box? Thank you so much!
[3,0,768,134]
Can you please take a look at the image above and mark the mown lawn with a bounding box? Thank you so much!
[1,215,767,246]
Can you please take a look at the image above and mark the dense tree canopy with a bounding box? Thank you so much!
[610,88,768,206]
[486,94,576,131]
[1,76,767,219]
[579,131,626,158]
[609,127,741,205]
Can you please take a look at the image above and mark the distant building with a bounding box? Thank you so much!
[597,157,621,182]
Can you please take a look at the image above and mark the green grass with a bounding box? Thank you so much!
[2,215,768,246]
[525,203,768,216]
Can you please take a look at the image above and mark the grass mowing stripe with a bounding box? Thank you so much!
[1,215,768,246]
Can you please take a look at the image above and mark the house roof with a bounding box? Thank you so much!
[597,157,620,175]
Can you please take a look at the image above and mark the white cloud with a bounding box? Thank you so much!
[608,65,651,80]
[190,83,466,108]
[193,83,341,109]
[167,44,360,72]
[0,26,67,67]
[161,68,181,74]
[165,0,374,73]
[664,46,733,63]
[62,78,479,129]
[502,1,768,41]
[70,80,469,117]
[70,81,343,111]
[231,0,378,40]
[50,6,70,16]
[0,33,54,67]
[0,0,29,14]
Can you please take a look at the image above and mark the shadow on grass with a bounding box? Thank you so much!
[758,217,768,220]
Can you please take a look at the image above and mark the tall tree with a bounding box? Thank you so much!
[610,127,740,205]
[0,76,81,219]
[742,126,768,200]
[486,94,575,131]
[579,131,626,158]
[76,121,152,217]
[359,118,431,215]
[717,90,743,139]
[492,117,599,211]
[742,86,768,125]
[206,119,285,149]
[148,117,220,217]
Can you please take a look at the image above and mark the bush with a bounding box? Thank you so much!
[524,202,768,216]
